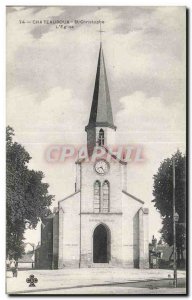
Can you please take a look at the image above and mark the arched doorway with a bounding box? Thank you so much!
[93,224,110,263]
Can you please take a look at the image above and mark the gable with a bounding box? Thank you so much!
[59,190,80,203]
[122,190,145,205]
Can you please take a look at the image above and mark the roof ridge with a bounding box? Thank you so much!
[59,190,80,203]
[122,190,145,204]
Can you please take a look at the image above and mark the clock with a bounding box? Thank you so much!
[94,159,110,175]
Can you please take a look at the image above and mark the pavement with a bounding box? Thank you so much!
[6,268,187,295]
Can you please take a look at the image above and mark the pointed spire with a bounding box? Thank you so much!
[85,44,116,131]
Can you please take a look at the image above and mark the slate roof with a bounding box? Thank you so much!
[85,43,116,131]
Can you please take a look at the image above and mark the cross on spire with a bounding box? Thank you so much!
[98,23,105,43]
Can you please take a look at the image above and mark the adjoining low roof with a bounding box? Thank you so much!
[59,190,80,203]
[59,190,144,206]
[35,244,41,250]
[122,190,145,204]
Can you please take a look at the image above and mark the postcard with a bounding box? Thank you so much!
[6,6,187,295]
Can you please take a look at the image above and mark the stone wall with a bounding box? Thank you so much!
[58,159,149,269]
[53,212,59,269]
[80,213,123,267]
[58,192,80,269]
[81,160,124,214]
[139,208,149,268]
[122,192,143,268]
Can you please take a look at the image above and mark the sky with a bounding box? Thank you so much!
[6,6,186,245]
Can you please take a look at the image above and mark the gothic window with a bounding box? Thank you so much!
[102,181,110,212]
[94,180,101,213]
[98,129,104,146]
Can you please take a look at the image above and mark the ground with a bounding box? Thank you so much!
[6,268,186,295]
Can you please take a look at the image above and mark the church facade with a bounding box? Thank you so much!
[57,44,149,269]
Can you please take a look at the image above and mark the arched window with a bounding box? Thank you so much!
[102,181,110,212]
[98,129,104,146]
[94,180,101,213]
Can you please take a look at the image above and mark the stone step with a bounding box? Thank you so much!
[90,263,114,268]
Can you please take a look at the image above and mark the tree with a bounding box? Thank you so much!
[6,126,54,259]
[152,150,186,264]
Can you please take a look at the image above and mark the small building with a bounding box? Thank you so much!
[149,235,186,269]
[149,236,182,269]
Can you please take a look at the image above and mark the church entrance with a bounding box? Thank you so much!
[93,224,110,263]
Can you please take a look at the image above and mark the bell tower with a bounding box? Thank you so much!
[85,43,116,156]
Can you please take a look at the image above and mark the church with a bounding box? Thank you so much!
[36,43,149,269]
[57,42,149,269]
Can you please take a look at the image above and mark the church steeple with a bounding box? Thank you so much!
[85,43,116,131]
[85,43,116,156]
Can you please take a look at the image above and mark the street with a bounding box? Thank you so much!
[6,268,186,295]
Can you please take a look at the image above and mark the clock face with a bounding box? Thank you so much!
[94,159,109,175]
